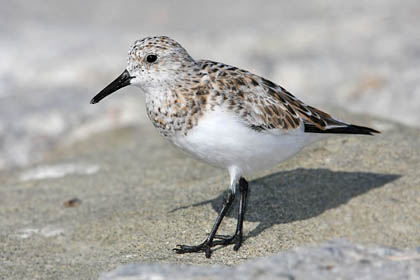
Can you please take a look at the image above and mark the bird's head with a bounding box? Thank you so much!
[90,36,195,104]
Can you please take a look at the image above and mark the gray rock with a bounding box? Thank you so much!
[101,240,420,280]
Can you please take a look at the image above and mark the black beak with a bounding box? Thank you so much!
[90,70,134,104]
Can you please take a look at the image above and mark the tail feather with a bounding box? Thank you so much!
[304,123,380,136]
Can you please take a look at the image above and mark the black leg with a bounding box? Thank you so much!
[173,177,249,258]
[173,188,235,258]
[213,177,248,250]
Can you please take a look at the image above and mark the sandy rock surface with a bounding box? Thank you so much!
[1,112,419,279]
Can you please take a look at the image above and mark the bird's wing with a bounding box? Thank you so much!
[245,76,379,135]
[199,61,341,131]
[241,76,347,132]
[198,60,378,135]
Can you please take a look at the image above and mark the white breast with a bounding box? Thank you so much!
[170,109,322,176]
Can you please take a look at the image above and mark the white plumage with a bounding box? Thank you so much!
[172,108,322,192]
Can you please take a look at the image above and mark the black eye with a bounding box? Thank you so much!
[146,54,158,63]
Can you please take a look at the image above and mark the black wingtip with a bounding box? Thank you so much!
[304,123,380,135]
[345,124,380,135]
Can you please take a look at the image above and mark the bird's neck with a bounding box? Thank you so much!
[144,76,205,138]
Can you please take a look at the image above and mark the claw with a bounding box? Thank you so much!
[172,242,213,258]
[233,235,242,251]
[205,247,211,258]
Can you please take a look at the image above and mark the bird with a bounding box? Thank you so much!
[90,36,379,258]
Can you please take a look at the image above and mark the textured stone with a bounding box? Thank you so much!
[101,240,420,280]
[0,116,419,279]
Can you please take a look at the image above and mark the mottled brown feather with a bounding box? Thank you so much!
[198,60,345,132]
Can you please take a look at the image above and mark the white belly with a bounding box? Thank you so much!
[170,109,322,176]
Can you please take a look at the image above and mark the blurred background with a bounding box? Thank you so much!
[1,0,419,170]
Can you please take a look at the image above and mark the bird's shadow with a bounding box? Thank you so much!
[171,168,400,240]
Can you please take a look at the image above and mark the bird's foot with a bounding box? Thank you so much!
[213,233,243,251]
[173,233,243,258]
[173,240,214,258]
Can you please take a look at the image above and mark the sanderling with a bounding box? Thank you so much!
[91,36,379,258]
